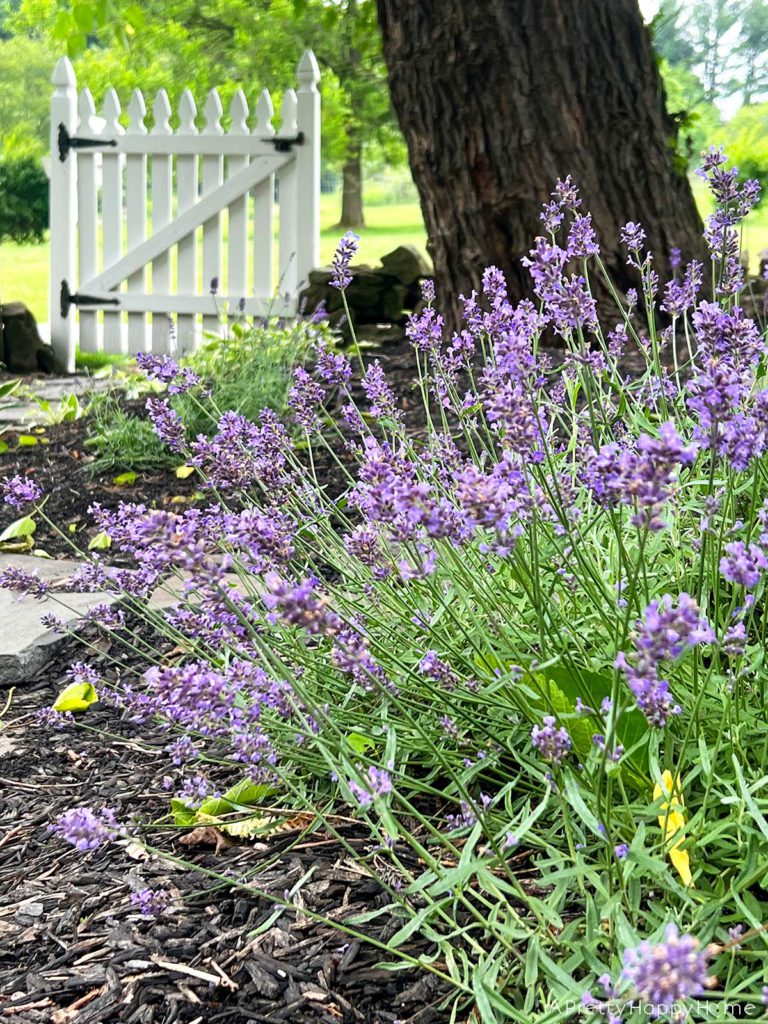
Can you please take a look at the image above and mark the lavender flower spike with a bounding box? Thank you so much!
[621,923,711,1013]
[2,474,42,508]
[330,231,360,290]
[48,807,119,850]
[531,716,571,764]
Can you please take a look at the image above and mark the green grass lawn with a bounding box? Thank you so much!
[4,183,768,327]
[0,193,426,324]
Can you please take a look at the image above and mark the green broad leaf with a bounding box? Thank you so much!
[0,515,36,542]
[0,441,8,455]
[170,798,197,827]
[221,779,274,806]
[73,1,95,32]
[544,664,649,770]
[17,435,38,446]
[88,530,112,550]
[52,681,98,713]
[346,731,375,754]
[0,379,20,400]
[530,673,594,760]
[113,471,137,486]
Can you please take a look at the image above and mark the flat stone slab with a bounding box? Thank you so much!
[0,554,246,687]
[0,375,113,427]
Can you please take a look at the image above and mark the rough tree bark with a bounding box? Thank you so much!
[376,0,705,322]
[338,130,366,228]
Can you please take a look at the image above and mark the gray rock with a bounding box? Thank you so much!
[0,554,248,686]
[1,303,62,375]
[379,245,432,286]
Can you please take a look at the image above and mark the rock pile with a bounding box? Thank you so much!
[299,244,432,329]
[1,302,61,374]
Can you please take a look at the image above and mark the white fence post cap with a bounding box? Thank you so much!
[298,50,320,87]
[52,56,76,87]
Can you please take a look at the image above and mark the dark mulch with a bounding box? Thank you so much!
[0,624,451,1024]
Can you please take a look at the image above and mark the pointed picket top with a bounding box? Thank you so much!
[152,89,172,135]
[297,50,320,91]
[203,89,223,135]
[280,88,298,136]
[229,89,249,135]
[178,88,198,134]
[77,88,96,135]
[102,88,122,134]
[52,55,76,90]
[128,89,147,135]
[255,88,274,137]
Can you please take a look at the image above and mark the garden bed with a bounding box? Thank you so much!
[0,625,449,1024]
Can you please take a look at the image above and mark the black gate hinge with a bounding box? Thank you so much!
[60,280,120,319]
[58,123,118,162]
[264,132,305,153]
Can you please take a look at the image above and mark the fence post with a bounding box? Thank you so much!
[295,50,321,300]
[49,57,78,373]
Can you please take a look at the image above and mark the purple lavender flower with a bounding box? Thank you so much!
[0,563,49,599]
[348,766,392,808]
[330,232,359,290]
[2,474,42,508]
[130,888,170,916]
[720,541,768,589]
[315,344,351,385]
[48,807,118,850]
[361,361,401,422]
[621,924,711,1013]
[418,650,459,690]
[288,367,325,430]
[136,353,200,393]
[567,214,599,259]
[616,593,713,726]
[531,716,571,764]
[262,572,341,635]
[620,221,646,253]
[146,398,186,452]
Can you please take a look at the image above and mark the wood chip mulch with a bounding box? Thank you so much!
[0,630,450,1024]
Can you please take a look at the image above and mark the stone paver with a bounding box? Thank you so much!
[0,554,246,686]
[0,375,113,427]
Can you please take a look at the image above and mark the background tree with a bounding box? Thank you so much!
[376,0,704,320]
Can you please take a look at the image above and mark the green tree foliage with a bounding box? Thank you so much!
[0,36,54,157]
[5,0,402,224]
[0,155,49,242]
[716,102,768,197]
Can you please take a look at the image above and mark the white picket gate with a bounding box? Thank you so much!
[48,52,321,372]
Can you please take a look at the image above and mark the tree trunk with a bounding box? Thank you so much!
[376,0,705,325]
[338,134,366,229]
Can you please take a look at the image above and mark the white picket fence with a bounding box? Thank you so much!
[48,53,321,372]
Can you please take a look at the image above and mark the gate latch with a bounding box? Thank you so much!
[58,123,118,162]
[60,280,120,319]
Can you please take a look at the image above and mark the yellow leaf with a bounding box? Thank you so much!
[175,465,195,479]
[52,681,98,714]
[653,770,693,887]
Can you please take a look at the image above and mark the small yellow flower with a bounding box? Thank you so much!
[653,769,693,888]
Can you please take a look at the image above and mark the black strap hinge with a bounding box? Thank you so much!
[264,132,305,153]
[58,123,118,162]
[60,280,120,319]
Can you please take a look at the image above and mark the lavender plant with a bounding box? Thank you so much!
[6,147,768,1021]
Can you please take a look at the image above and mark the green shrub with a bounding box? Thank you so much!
[0,156,49,244]
[86,317,330,474]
